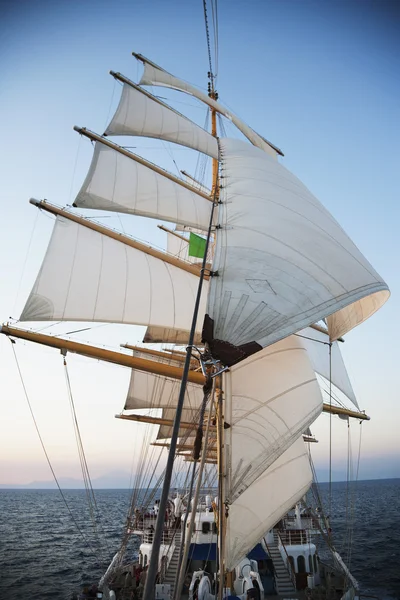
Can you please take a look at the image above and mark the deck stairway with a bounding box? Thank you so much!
[163,530,182,595]
[265,531,297,596]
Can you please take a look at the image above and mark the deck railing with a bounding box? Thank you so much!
[278,528,308,545]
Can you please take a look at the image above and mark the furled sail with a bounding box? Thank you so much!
[224,336,322,503]
[225,436,312,569]
[297,326,359,408]
[20,216,208,332]
[105,81,218,159]
[206,138,389,356]
[135,53,281,159]
[74,143,213,231]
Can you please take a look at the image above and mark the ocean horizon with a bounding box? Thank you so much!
[2,475,399,489]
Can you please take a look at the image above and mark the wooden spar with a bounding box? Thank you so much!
[3,325,366,421]
[151,442,217,451]
[73,126,213,203]
[322,402,370,421]
[0,324,206,385]
[162,348,189,357]
[181,170,211,194]
[177,449,217,456]
[29,199,207,280]
[115,413,216,429]
[303,435,318,443]
[110,70,183,113]
[184,457,217,464]
[119,401,370,424]
[157,225,188,244]
[120,343,198,368]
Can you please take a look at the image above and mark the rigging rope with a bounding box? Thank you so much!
[346,421,363,574]
[12,209,39,316]
[203,0,214,88]
[211,0,219,79]
[10,341,99,559]
[62,356,110,561]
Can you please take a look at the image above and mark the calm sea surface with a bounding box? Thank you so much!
[0,480,399,599]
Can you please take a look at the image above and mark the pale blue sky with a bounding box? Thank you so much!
[0,0,399,485]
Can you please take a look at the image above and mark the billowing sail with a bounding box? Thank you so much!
[20,216,208,332]
[225,436,312,569]
[224,335,322,502]
[74,143,213,231]
[136,54,281,158]
[207,138,389,354]
[105,82,218,159]
[297,326,358,408]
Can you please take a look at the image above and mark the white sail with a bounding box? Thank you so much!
[137,56,280,158]
[224,335,322,502]
[143,326,203,345]
[297,327,359,408]
[20,216,208,332]
[105,82,218,159]
[124,370,203,411]
[74,143,212,231]
[208,138,389,349]
[156,406,216,442]
[225,436,312,569]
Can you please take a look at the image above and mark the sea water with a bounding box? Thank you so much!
[0,480,399,599]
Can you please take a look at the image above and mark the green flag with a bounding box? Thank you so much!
[188,232,207,259]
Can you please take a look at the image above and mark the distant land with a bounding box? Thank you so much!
[1,466,400,489]
[0,470,133,489]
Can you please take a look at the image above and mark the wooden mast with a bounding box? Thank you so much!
[208,69,226,597]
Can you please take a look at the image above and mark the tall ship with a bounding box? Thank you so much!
[1,7,389,600]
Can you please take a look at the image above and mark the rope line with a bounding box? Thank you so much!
[10,341,99,558]
[63,356,110,561]
[203,0,214,87]
[12,209,39,315]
